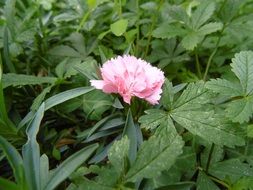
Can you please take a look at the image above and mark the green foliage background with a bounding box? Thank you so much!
[1,0,253,189]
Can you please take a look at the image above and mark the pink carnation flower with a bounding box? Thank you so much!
[90,55,165,105]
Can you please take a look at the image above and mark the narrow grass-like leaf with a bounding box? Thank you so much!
[45,87,94,110]
[3,27,16,73]
[2,74,57,89]
[19,87,94,129]
[123,109,137,164]
[0,56,9,124]
[43,143,98,190]
[231,51,253,95]
[31,85,53,111]
[40,154,49,190]
[0,136,25,187]
[22,103,45,190]
[87,114,121,138]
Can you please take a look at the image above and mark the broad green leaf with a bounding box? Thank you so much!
[226,98,253,123]
[196,171,219,190]
[86,165,120,188]
[73,178,115,190]
[201,145,224,167]
[160,79,174,110]
[39,0,55,10]
[43,143,98,190]
[0,136,25,187]
[108,136,129,175]
[206,78,242,97]
[219,0,242,23]
[231,51,253,95]
[110,19,128,36]
[171,111,245,147]
[138,109,167,130]
[152,24,186,39]
[149,39,190,69]
[22,103,45,190]
[231,177,253,190]
[48,45,81,58]
[168,5,189,24]
[191,1,215,29]
[209,159,253,183]
[156,182,195,190]
[181,31,202,50]
[126,120,184,182]
[172,82,210,110]
[171,82,245,147]
[198,22,223,36]
[174,147,196,173]
[247,124,253,138]
[55,59,68,78]
[2,74,57,89]
[140,2,157,10]
[0,177,20,190]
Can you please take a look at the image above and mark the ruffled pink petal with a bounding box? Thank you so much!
[90,55,165,105]
[122,94,131,104]
[90,80,104,89]
[103,83,118,93]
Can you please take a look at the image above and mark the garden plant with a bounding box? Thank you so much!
[1,0,253,189]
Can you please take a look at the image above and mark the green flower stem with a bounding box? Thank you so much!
[144,0,164,58]
[205,143,215,174]
[135,0,140,56]
[195,48,202,79]
[208,175,230,189]
[203,25,226,81]
[77,11,91,32]
[244,138,249,156]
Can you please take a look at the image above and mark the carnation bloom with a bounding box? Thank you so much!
[90,55,165,105]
